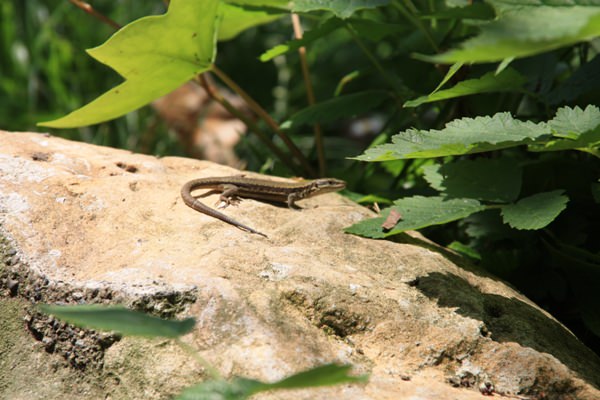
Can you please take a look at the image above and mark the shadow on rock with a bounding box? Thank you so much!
[412,271,600,389]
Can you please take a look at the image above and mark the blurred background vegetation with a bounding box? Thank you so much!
[2,0,600,359]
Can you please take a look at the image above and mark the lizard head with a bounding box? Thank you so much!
[308,178,346,196]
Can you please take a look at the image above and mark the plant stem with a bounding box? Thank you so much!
[391,0,439,53]
[196,74,301,174]
[291,13,326,177]
[68,0,121,30]
[343,22,404,102]
[175,338,221,380]
[211,65,316,177]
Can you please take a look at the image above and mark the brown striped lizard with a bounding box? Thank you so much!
[181,176,346,238]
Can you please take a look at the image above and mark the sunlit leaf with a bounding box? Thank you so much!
[355,113,549,161]
[419,6,600,63]
[345,196,486,238]
[404,68,527,107]
[219,3,286,41]
[39,0,220,128]
[530,105,600,152]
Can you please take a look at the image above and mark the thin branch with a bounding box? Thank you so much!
[174,338,221,380]
[211,64,316,177]
[344,22,405,104]
[68,0,121,30]
[391,0,439,53]
[291,13,326,177]
[196,74,302,174]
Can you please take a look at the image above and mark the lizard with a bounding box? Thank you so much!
[180,175,346,238]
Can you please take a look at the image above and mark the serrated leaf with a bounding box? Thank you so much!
[176,364,366,400]
[219,3,286,41]
[531,129,600,152]
[422,164,445,191]
[282,90,389,129]
[404,68,527,107]
[355,113,549,161]
[260,18,343,61]
[501,190,568,229]
[419,6,600,64]
[345,196,486,238]
[39,0,220,128]
[292,0,390,18]
[548,105,600,138]
[530,105,600,152]
[38,304,195,338]
[434,158,523,202]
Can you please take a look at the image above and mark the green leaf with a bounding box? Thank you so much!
[176,364,366,400]
[355,113,549,161]
[219,3,286,41]
[282,90,389,129]
[501,190,569,230]
[404,68,527,107]
[545,54,600,105]
[419,6,600,64]
[38,0,220,128]
[448,241,482,260]
[548,105,600,138]
[262,364,367,390]
[260,18,343,62]
[421,2,496,20]
[292,0,390,18]
[430,62,464,95]
[422,164,445,190]
[343,190,393,205]
[38,304,195,338]
[530,105,600,152]
[345,196,486,238]
[426,158,522,202]
[176,378,259,400]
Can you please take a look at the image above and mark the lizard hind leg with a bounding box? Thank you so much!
[216,195,242,209]
[216,184,241,209]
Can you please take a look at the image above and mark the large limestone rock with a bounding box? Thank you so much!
[1,130,599,399]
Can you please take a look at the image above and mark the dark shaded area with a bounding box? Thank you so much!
[413,271,600,389]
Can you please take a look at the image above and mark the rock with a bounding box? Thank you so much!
[1,130,599,399]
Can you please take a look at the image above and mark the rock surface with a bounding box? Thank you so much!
[1,130,599,399]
